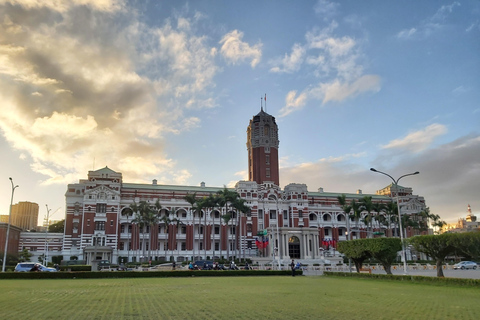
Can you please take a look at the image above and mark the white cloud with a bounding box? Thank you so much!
[397,28,417,39]
[274,21,380,117]
[397,2,460,40]
[270,43,306,73]
[381,124,448,152]
[219,30,262,68]
[278,90,309,117]
[314,0,339,20]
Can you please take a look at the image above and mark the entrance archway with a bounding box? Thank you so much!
[288,236,300,259]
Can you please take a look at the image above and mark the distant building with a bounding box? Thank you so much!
[60,106,428,265]
[10,201,39,231]
[18,232,64,264]
[0,223,22,255]
[442,204,479,233]
[375,184,427,237]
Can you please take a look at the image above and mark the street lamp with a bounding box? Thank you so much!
[345,231,352,273]
[2,178,19,272]
[44,204,51,266]
[370,168,419,274]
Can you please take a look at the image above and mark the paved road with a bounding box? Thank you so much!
[304,268,480,279]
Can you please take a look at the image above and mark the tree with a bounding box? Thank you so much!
[367,238,402,274]
[359,196,375,237]
[372,202,386,234]
[337,194,352,240]
[48,220,65,233]
[337,238,401,274]
[429,213,446,234]
[183,193,198,261]
[130,200,162,263]
[384,202,398,237]
[350,200,363,237]
[408,233,457,277]
[233,197,250,261]
[337,239,371,272]
[222,213,232,260]
[217,187,239,260]
[195,197,208,259]
[450,232,480,260]
[18,248,33,262]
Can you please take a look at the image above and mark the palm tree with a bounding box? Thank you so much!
[120,207,133,264]
[130,200,162,264]
[204,194,221,261]
[359,196,374,238]
[384,201,398,237]
[350,200,362,239]
[130,201,149,263]
[372,202,386,234]
[233,197,250,261]
[160,214,173,261]
[195,197,208,260]
[337,194,352,240]
[222,212,232,260]
[183,193,197,261]
[217,187,239,261]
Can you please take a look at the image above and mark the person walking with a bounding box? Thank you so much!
[290,259,295,277]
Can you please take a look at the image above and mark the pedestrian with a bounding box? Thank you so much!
[172,261,176,270]
[290,259,295,277]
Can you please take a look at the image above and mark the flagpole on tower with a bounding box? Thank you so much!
[264,94,267,113]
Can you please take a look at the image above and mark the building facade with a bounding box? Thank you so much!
[10,201,39,231]
[58,107,427,265]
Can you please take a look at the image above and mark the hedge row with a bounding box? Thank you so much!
[0,269,301,280]
[324,271,480,287]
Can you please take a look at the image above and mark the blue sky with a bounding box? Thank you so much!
[0,0,479,225]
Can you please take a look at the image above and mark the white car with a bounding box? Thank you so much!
[15,263,57,272]
[453,261,477,270]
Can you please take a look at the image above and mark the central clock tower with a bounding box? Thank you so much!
[246,107,279,186]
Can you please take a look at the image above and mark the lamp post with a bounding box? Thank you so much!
[345,231,352,273]
[370,168,419,274]
[44,205,51,266]
[2,178,19,272]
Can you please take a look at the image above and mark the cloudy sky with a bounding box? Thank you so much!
[0,0,479,226]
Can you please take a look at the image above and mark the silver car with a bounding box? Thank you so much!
[453,261,477,270]
[14,263,57,272]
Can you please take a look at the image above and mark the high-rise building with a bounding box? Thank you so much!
[11,201,39,231]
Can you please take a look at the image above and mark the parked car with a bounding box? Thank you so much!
[453,261,477,270]
[194,260,213,270]
[15,263,57,272]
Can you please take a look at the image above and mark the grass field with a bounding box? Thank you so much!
[1,276,479,319]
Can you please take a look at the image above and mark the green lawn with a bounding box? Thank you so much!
[1,276,479,319]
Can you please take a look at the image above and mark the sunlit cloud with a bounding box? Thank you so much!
[219,29,262,68]
[381,123,448,152]
[0,1,222,185]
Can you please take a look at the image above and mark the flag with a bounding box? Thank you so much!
[255,237,262,249]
